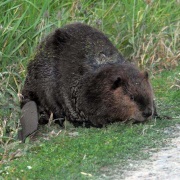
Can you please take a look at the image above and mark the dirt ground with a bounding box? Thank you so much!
[99,124,180,180]
[124,133,180,180]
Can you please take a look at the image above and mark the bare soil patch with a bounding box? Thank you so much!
[100,124,180,180]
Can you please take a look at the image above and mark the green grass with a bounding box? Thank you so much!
[0,67,179,179]
[0,0,179,179]
[0,121,179,179]
[0,0,179,141]
[1,0,179,69]
[152,66,180,117]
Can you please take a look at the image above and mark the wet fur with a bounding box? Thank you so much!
[21,23,156,128]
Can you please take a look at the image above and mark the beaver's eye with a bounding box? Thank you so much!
[130,95,134,100]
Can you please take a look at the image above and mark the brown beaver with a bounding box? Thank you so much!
[19,23,156,141]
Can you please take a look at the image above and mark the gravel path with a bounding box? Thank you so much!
[99,124,180,180]
[125,135,180,180]
[124,124,180,180]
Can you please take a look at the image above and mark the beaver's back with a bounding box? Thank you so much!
[23,23,125,105]
[21,23,125,118]
[20,23,156,142]
[35,23,125,77]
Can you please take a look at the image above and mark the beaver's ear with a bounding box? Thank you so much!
[140,71,149,80]
[144,71,149,80]
[52,29,70,46]
[112,77,123,90]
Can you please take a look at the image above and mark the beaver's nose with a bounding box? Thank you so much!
[142,108,152,118]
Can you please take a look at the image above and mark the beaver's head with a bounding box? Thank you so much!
[85,64,154,125]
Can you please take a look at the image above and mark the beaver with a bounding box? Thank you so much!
[19,23,156,141]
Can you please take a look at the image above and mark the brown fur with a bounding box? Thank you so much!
[21,23,156,128]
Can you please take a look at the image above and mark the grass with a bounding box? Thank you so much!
[0,68,179,178]
[0,121,179,179]
[0,0,179,179]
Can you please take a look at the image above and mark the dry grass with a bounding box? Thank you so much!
[134,23,180,71]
